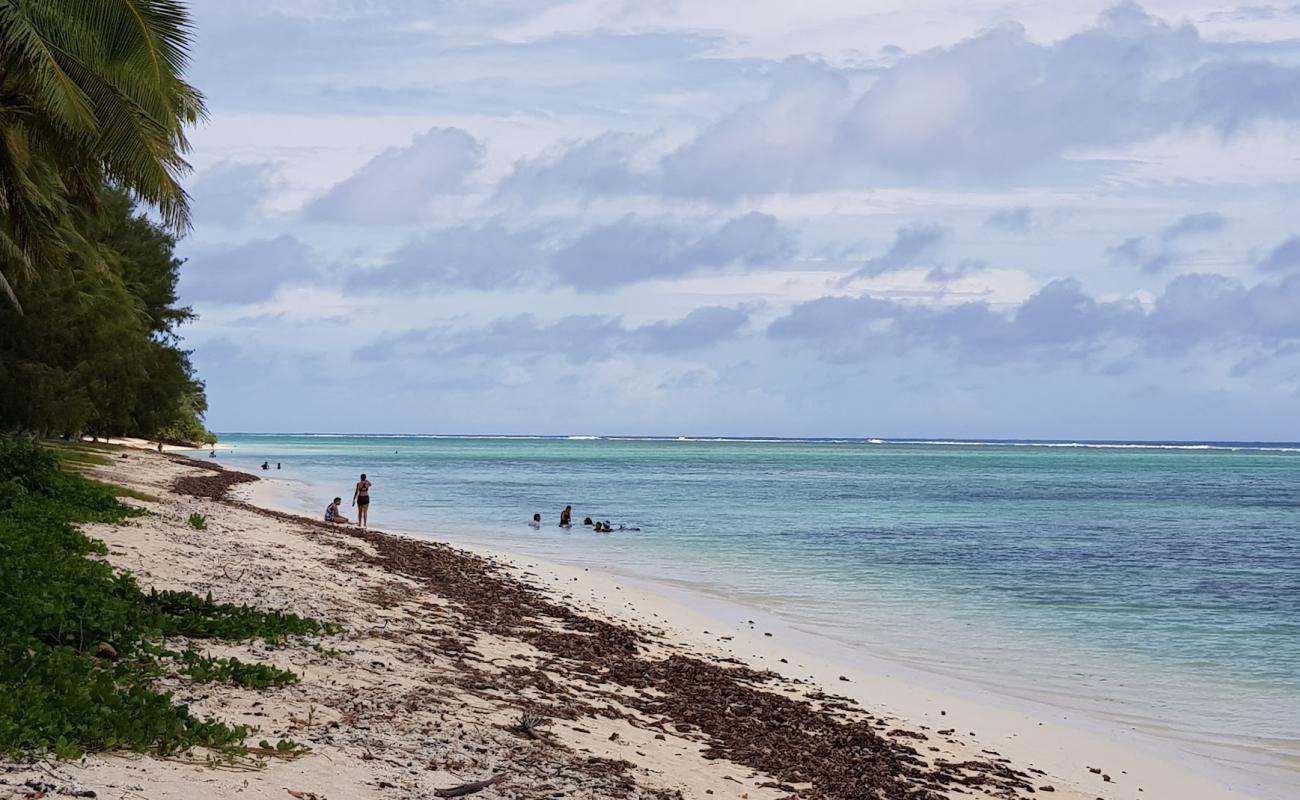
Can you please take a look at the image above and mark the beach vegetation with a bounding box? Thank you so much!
[0,437,332,760]
[0,186,215,444]
[187,512,206,530]
[0,0,215,446]
[0,0,205,311]
[174,649,299,689]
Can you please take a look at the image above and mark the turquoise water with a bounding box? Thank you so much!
[207,434,1300,782]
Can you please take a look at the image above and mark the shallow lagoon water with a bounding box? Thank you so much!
[207,434,1300,787]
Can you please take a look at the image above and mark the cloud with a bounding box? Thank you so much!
[985,207,1033,232]
[360,221,550,291]
[497,132,654,198]
[657,57,854,197]
[1108,236,1173,274]
[189,161,279,225]
[634,305,752,353]
[351,305,753,364]
[1258,235,1300,272]
[500,6,1300,198]
[552,211,794,290]
[835,5,1300,177]
[304,127,484,224]
[926,259,987,283]
[178,236,318,304]
[1161,212,1228,240]
[354,211,794,293]
[850,223,947,280]
[1109,212,1229,274]
[769,272,1300,364]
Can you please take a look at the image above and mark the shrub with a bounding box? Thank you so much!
[188,512,206,530]
[0,436,335,761]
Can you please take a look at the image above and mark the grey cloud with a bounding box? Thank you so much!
[503,6,1300,198]
[1110,212,1229,274]
[497,132,654,198]
[1146,272,1300,349]
[1108,236,1174,274]
[1258,235,1300,272]
[360,221,549,291]
[355,212,793,293]
[552,212,793,290]
[657,57,853,197]
[1161,212,1228,240]
[178,236,317,304]
[836,6,1300,178]
[191,5,753,120]
[351,305,753,364]
[189,161,279,225]
[635,306,752,353]
[305,127,484,225]
[985,207,1033,232]
[769,272,1300,363]
[852,223,947,279]
[926,259,987,283]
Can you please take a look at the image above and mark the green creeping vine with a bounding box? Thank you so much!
[0,438,336,761]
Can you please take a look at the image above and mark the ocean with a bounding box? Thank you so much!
[203,434,1300,788]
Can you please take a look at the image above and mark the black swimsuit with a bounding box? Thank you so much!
[357,483,370,506]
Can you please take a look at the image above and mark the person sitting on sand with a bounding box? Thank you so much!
[559,505,572,528]
[353,473,371,527]
[325,497,349,524]
[529,513,541,529]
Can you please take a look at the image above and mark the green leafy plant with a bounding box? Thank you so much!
[187,512,206,530]
[176,650,299,689]
[0,437,336,761]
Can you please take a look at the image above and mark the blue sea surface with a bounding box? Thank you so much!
[205,434,1300,783]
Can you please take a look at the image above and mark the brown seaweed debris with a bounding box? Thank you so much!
[326,525,1033,799]
[172,466,257,499]
[207,470,1036,800]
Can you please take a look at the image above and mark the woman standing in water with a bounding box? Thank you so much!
[353,473,372,527]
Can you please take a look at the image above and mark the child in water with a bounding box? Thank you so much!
[529,513,541,529]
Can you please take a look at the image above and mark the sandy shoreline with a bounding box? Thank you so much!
[0,446,1273,799]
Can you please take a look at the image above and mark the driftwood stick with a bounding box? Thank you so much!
[434,773,507,797]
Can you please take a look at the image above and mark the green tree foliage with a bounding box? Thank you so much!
[0,186,213,443]
[0,0,206,308]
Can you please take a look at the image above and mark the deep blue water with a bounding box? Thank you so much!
[204,434,1300,778]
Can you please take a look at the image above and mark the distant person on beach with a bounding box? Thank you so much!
[582,516,594,527]
[325,497,349,524]
[261,461,269,470]
[559,505,572,528]
[209,450,215,458]
[353,473,372,527]
[529,513,541,529]
[276,462,281,470]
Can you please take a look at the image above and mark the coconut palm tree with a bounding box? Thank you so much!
[0,0,206,310]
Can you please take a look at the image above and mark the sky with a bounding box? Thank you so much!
[177,1,1300,439]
